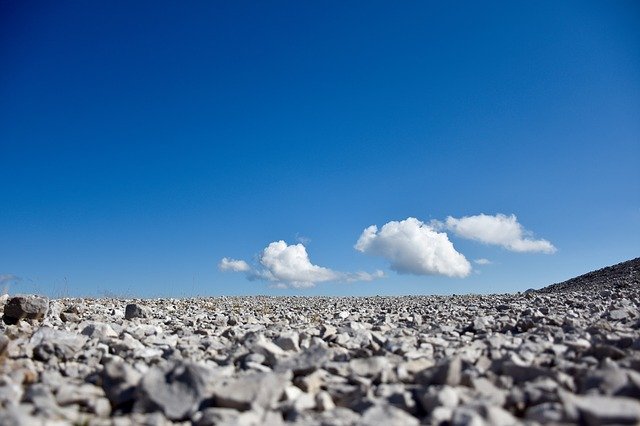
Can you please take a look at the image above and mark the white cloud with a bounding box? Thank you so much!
[439,213,556,254]
[474,258,492,265]
[257,241,339,288]
[345,270,386,282]
[218,258,251,272]
[355,217,472,278]
[220,240,382,288]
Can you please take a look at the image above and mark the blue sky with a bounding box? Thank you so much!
[1,1,638,297]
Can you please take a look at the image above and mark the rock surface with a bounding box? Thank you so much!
[0,259,639,424]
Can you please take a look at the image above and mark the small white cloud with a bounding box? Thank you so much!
[355,217,472,278]
[221,240,383,288]
[345,270,385,282]
[474,258,492,265]
[0,274,21,285]
[218,258,251,272]
[439,213,556,254]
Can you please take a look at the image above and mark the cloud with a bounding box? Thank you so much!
[256,241,339,288]
[218,258,251,272]
[345,270,386,282]
[0,274,21,285]
[355,217,472,278]
[438,213,556,254]
[474,258,492,265]
[221,240,382,288]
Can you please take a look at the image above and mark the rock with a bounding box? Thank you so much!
[102,359,142,408]
[275,345,330,375]
[30,326,87,361]
[125,303,149,320]
[0,333,9,356]
[275,331,300,352]
[212,372,289,411]
[3,295,49,324]
[135,361,212,420]
[349,356,389,377]
[358,403,419,426]
[315,391,335,411]
[82,322,119,340]
[417,356,462,386]
[562,393,640,425]
[418,385,459,412]
[609,309,628,321]
[60,311,80,322]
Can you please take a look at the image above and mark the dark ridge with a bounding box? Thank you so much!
[537,257,640,293]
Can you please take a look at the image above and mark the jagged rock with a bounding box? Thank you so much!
[3,295,49,324]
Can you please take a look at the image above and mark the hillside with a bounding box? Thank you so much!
[537,257,640,293]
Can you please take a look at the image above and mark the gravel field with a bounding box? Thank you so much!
[1,258,639,425]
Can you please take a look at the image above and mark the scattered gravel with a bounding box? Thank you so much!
[1,259,639,425]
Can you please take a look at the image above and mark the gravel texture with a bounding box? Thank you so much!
[0,258,639,425]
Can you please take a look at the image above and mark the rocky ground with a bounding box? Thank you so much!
[0,259,639,425]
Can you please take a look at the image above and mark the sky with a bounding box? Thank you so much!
[1,1,639,297]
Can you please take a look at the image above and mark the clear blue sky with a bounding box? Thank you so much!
[1,1,638,297]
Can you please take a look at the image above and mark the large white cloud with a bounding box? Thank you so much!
[355,217,472,278]
[220,240,381,288]
[439,213,556,254]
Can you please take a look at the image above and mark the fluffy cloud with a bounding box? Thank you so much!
[220,240,382,288]
[218,258,250,272]
[439,214,556,254]
[474,258,492,265]
[257,241,340,288]
[355,217,472,278]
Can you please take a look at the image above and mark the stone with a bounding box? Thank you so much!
[609,309,628,321]
[135,361,212,420]
[358,403,419,426]
[125,303,148,320]
[30,326,87,361]
[212,372,289,411]
[349,356,389,378]
[417,356,462,386]
[82,322,119,340]
[275,331,300,352]
[102,359,143,408]
[315,391,335,411]
[562,393,640,425]
[3,295,49,324]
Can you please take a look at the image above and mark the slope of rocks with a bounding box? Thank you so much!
[0,260,639,425]
[537,257,640,293]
